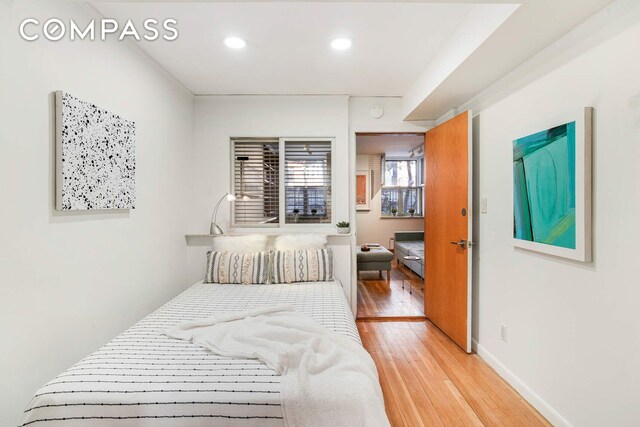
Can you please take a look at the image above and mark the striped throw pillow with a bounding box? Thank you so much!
[271,249,333,284]
[205,251,269,285]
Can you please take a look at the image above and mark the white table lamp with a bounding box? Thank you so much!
[210,193,236,235]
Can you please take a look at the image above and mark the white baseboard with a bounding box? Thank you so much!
[472,339,572,427]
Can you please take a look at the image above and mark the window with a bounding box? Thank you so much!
[232,139,280,225]
[232,138,333,227]
[381,159,423,216]
[284,141,332,224]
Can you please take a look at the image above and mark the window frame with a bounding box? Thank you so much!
[230,137,336,229]
[380,157,424,217]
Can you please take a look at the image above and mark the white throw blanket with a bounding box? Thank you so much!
[165,304,390,427]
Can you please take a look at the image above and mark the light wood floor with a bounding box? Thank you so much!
[358,321,551,427]
[357,261,425,318]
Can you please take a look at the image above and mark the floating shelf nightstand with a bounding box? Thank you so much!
[185,232,353,239]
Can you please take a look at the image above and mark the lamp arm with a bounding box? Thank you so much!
[211,194,228,226]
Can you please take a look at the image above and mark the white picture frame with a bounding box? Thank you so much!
[512,107,592,262]
[56,91,136,210]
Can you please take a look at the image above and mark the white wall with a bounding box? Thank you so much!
[186,95,352,298]
[349,97,431,133]
[0,2,193,425]
[473,20,640,427]
[348,97,430,249]
[186,97,430,306]
[355,154,423,246]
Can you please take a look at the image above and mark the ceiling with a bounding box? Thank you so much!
[92,0,615,119]
[356,134,424,157]
[402,0,614,119]
[93,1,513,96]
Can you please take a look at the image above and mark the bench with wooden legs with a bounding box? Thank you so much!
[356,246,393,281]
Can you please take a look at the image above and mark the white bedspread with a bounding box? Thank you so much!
[166,304,389,427]
[19,281,377,427]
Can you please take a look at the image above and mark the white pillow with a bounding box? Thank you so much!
[274,234,327,251]
[271,249,333,283]
[212,235,268,253]
[205,251,270,284]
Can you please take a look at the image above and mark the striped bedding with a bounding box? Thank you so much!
[20,280,358,427]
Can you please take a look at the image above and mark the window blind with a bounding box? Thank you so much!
[232,139,280,226]
[284,140,332,224]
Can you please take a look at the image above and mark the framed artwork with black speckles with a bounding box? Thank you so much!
[55,91,136,210]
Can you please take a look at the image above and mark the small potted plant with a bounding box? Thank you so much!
[408,208,415,217]
[292,208,300,223]
[336,221,350,234]
[311,208,318,216]
[391,208,398,216]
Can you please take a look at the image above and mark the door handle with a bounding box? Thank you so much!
[450,239,467,248]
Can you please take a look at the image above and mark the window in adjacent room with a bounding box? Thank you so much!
[381,158,423,216]
[231,138,333,227]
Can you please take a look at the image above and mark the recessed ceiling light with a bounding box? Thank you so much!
[224,37,246,49]
[331,38,352,50]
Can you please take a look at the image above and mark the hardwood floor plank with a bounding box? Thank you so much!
[408,322,513,426]
[358,320,551,427]
[365,340,405,427]
[444,379,486,427]
[408,322,551,427]
[357,261,425,318]
[378,323,456,427]
[380,322,487,427]
[430,330,543,426]
[372,356,413,426]
[364,323,428,426]
[380,323,448,425]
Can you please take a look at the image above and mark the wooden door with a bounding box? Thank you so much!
[424,111,473,352]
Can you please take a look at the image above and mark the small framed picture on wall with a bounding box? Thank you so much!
[356,170,371,211]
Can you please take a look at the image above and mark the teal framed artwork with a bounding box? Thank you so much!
[513,108,593,262]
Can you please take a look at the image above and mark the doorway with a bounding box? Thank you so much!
[354,132,426,319]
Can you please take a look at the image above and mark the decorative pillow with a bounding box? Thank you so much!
[205,251,270,285]
[274,234,327,251]
[271,249,333,284]
[212,235,268,253]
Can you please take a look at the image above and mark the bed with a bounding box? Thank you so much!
[20,280,360,427]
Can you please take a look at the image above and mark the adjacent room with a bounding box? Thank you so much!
[355,133,426,318]
[2,0,640,426]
